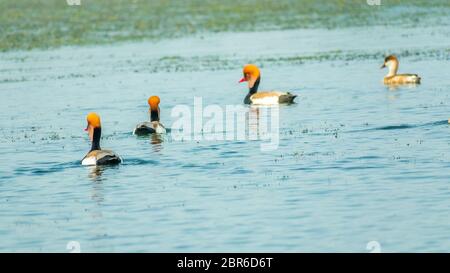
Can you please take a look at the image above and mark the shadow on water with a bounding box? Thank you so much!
[285,120,448,139]
[121,158,159,166]
[351,120,449,133]
[14,161,80,177]
[12,155,160,178]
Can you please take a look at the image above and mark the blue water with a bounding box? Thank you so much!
[1,26,450,252]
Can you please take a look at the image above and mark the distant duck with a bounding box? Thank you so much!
[381,55,421,85]
[238,64,297,105]
[133,96,166,135]
[81,112,122,166]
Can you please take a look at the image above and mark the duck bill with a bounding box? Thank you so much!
[380,63,386,69]
[84,125,94,141]
[238,77,246,83]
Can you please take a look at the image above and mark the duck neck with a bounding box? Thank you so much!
[249,77,260,95]
[150,108,160,122]
[387,61,399,77]
[90,127,101,151]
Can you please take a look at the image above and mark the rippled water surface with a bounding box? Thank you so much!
[1,25,450,252]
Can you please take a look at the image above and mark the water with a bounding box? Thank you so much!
[1,25,450,252]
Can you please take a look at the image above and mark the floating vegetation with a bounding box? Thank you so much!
[1,0,450,51]
[1,47,448,84]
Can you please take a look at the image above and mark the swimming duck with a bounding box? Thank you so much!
[81,112,122,166]
[238,64,297,105]
[381,55,421,85]
[133,96,166,135]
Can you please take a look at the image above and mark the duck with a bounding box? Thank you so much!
[133,96,166,135]
[238,64,297,105]
[381,55,421,85]
[81,112,122,166]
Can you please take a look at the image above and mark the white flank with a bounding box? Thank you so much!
[155,124,167,134]
[250,95,280,105]
[81,156,97,166]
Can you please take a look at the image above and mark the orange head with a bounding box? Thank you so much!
[85,112,101,142]
[85,112,101,130]
[148,96,160,111]
[239,64,261,89]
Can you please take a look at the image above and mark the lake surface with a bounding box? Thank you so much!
[1,25,450,252]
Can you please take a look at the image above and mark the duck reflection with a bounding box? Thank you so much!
[386,83,419,92]
[87,166,106,212]
[86,166,106,225]
[248,104,279,138]
[247,104,280,151]
[150,133,164,152]
[386,83,419,101]
[87,165,104,182]
[248,105,261,140]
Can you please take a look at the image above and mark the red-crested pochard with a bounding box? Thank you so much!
[133,96,166,135]
[82,112,122,166]
[238,64,297,105]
